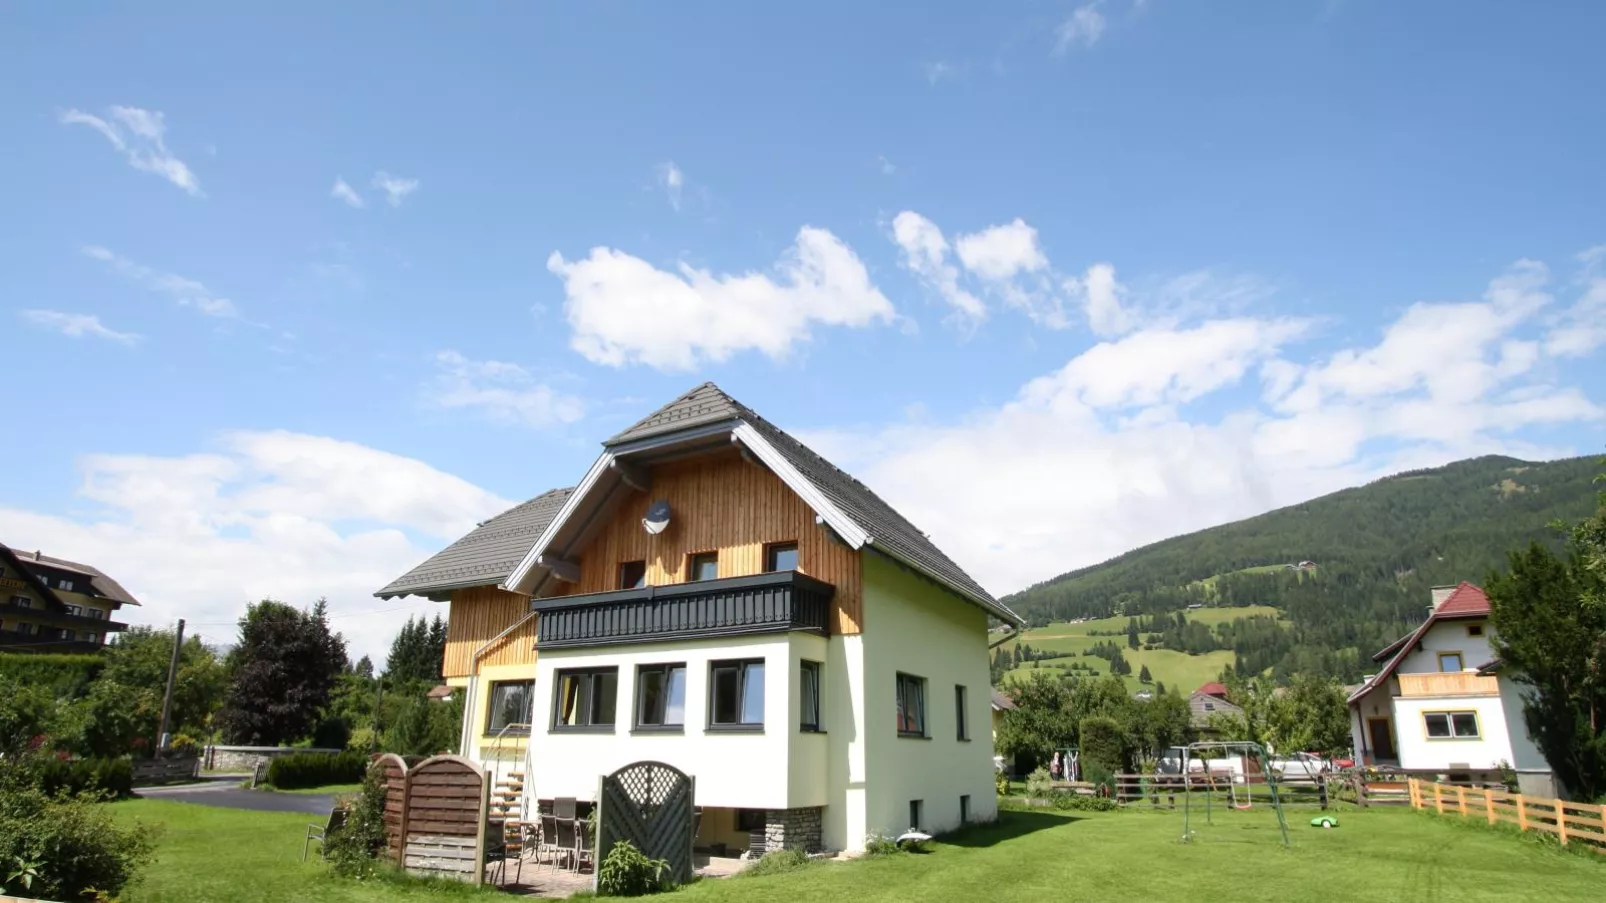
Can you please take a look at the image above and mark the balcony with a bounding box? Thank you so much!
[532,570,835,650]
[0,601,126,632]
[1397,672,1500,698]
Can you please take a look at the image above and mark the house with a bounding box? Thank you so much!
[377,383,1022,853]
[990,688,1015,742]
[1473,660,1557,798]
[1346,583,1546,789]
[1188,682,1242,732]
[0,543,135,652]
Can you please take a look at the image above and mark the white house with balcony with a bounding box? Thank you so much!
[1347,582,1552,792]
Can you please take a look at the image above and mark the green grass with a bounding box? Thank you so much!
[111,797,1602,903]
[1006,605,1282,692]
[111,799,496,903]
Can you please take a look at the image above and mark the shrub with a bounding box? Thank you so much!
[1079,715,1127,777]
[36,757,134,799]
[994,771,1012,797]
[742,846,813,878]
[861,834,904,857]
[1025,767,1054,800]
[0,756,155,901]
[596,839,668,897]
[311,716,351,751]
[0,654,104,699]
[324,762,389,878]
[1050,791,1118,812]
[265,751,367,790]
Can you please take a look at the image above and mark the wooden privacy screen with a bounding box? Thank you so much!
[374,755,491,884]
[597,761,696,888]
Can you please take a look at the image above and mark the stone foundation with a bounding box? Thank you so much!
[763,806,823,853]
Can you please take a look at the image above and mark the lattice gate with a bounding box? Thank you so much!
[597,761,696,887]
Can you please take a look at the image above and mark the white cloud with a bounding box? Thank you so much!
[924,62,959,84]
[0,431,514,662]
[371,171,419,207]
[1067,262,1134,335]
[60,106,202,196]
[82,245,239,317]
[1544,245,1606,357]
[21,310,140,345]
[954,219,1049,281]
[1054,3,1107,53]
[330,178,365,208]
[891,211,986,326]
[806,254,1603,597]
[878,155,897,176]
[656,162,685,211]
[426,351,587,428]
[548,226,896,370]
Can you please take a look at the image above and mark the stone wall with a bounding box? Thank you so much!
[763,806,823,853]
[202,745,344,773]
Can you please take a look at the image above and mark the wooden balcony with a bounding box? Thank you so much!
[1397,672,1500,698]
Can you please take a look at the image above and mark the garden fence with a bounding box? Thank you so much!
[1408,777,1606,852]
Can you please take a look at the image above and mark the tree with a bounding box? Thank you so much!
[1488,528,1606,799]
[1079,715,1127,788]
[385,615,447,685]
[1138,664,1153,684]
[1265,673,1350,756]
[350,655,374,681]
[217,600,348,746]
[100,626,226,740]
[1207,674,1276,747]
[996,672,1076,771]
[1126,620,1140,649]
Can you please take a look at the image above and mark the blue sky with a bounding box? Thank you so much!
[3,2,1603,660]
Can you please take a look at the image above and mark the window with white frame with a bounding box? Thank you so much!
[1423,711,1480,739]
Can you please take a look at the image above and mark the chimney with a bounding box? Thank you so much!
[1430,585,1457,611]
[34,550,41,561]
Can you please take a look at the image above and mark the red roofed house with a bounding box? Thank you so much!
[1347,583,1550,791]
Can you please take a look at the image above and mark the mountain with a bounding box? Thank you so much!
[1000,454,1603,682]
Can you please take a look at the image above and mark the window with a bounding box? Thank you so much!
[635,664,687,729]
[688,552,719,582]
[908,800,923,831]
[88,608,104,620]
[553,668,618,730]
[765,542,799,572]
[1437,652,1464,673]
[960,794,971,824]
[800,660,822,732]
[896,673,927,737]
[84,633,98,644]
[486,680,534,734]
[955,685,969,741]
[709,659,764,729]
[735,809,765,832]
[57,578,73,591]
[1203,702,1216,711]
[8,595,29,609]
[66,604,83,617]
[61,629,75,641]
[1467,624,1484,637]
[1423,711,1480,739]
[618,560,647,590]
[17,623,36,635]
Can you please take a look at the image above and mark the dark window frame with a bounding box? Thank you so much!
[955,684,969,741]
[764,541,800,573]
[485,679,535,736]
[735,808,765,832]
[618,560,647,590]
[800,660,823,732]
[550,667,619,733]
[633,663,688,732]
[687,551,719,582]
[896,672,928,738]
[908,799,923,831]
[959,794,971,823]
[708,658,765,732]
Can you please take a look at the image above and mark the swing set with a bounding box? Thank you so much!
[1179,740,1291,847]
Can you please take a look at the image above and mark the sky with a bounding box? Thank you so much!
[2,2,1604,664]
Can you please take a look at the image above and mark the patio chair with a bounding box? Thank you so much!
[553,816,578,872]
[537,813,561,870]
[303,807,349,862]
[574,818,595,874]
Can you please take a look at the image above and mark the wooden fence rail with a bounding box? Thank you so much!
[1409,778,1606,853]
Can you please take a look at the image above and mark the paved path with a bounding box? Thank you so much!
[136,777,337,815]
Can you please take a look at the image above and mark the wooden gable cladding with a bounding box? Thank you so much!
[442,586,539,678]
[569,449,863,634]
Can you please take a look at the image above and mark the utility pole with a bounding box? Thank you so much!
[156,618,185,751]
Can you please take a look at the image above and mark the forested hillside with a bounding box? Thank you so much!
[1000,454,1603,682]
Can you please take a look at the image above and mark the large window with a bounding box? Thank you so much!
[618,561,647,589]
[955,685,969,741]
[896,673,927,737]
[635,664,687,730]
[88,608,104,620]
[1424,711,1480,739]
[688,552,719,582]
[9,596,30,609]
[486,680,534,734]
[800,660,822,732]
[709,659,764,729]
[553,668,618,731]
[765,542,799,572]
[1437,652,1464,673]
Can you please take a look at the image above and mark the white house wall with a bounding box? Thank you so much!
[1391,694,1514,771]
[1398,620,1494,674]
[860,553,997,842]
[1493,675,1547,773]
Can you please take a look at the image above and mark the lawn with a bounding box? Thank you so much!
[110,798,1602,903]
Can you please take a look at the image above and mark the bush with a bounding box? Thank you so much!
[1079,715,1127,777]
[0,654,103,699]
[995,771,1012,796]
[861,834,904,857]
[265,751,367,790]
[0,757,155,901]
[324,763,389,878]
[312,716,351,751]
[36,757,133,799]
[1050,791,1118,812]
[742,846,813,878]
[596,839,668,897]
[1025,767,1054,800]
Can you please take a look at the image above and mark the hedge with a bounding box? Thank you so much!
[36,756,134,799]
[265,751,369,790]
[0,652,104,697]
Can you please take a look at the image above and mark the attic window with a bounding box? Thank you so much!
[1467,624,1484,637]
[765,542,799,572]
[688,552,718,582]
[618,561,646,590]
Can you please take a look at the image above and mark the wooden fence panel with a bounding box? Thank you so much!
[373,753,409,863]
[400,755,488,884]
[1409,778,1606,854]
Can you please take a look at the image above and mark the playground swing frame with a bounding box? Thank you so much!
[1179,740,1291,847]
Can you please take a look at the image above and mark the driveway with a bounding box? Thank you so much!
[136,777,337,815]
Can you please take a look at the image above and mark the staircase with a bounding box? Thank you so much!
[486,723,532,870]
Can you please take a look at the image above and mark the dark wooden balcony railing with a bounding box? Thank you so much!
[531,571,834,649]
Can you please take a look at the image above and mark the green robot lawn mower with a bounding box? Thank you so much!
[1310,815,1339,829]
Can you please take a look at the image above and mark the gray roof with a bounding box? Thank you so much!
[1,543,140,606]
[376,488,573,599]
[616,383,1008,618]
[991,688,1016,711]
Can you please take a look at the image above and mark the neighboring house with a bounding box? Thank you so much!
[0,543,135,652]
[377,383,1022,853]
[1189,681,1242,732]
[990,688,1015,742]
[1346,583,1546,789]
